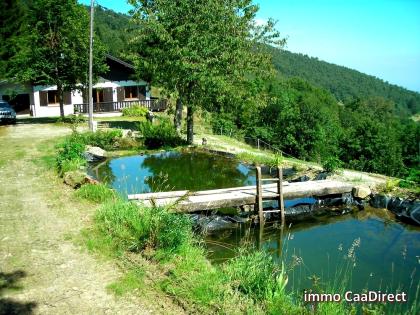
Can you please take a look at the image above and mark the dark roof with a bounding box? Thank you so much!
[105,54,135,70]
[102,54,140,82]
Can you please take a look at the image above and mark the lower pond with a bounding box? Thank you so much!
[88,151,419,312]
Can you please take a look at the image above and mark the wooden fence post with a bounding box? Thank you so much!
[277,166,285,226]
[256,166,264,224]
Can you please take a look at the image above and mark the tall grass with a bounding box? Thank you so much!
[76,183,117,203]
[95,199,192,254]
[86,196,305,313]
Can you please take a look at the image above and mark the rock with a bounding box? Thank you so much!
[84,146,107,162]
[315,171,330,180]
[291,175,310,182]
[64,171,87,188]
[352,185,371,199]
[146,111,155,123]
[121,129,133,138]
[190,214,236,233]
[85,175,100,185]
[370,194,390,209]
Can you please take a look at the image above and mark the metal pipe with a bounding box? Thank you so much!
[88,0,95,131]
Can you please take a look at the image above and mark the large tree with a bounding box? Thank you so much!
[128,0,284,144]
[7,0,107,117]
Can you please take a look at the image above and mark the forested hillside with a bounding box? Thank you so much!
[270,48,420,116]
[88,5,133,59]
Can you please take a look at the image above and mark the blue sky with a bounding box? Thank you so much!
[79,0,420,92]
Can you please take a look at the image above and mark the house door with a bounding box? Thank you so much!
[93,89,104,103]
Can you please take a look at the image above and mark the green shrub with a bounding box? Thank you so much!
[95,200,192,254]
[76,183,116,203]
[138,119,185,149]
[399,168,420,189]
[322,155,343,173]
[80,129,123,150]
[56,136,86,175]
[56,130,122,174]
[122,105,149,117]
[211,112,238,136]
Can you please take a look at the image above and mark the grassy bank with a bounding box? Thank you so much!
[78,187,303,314]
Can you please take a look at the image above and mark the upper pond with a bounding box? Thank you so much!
[88,151,420,312]
[88,150,257,195]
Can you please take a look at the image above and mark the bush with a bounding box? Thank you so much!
[399,168,420,189]
[322,155,343,173]
[56,130,123,174]
[56,136,86,175]
[138,119,185,149]
[95,200,192,254]
[211,113,238,136]
[122,105,149,117]
[80,129,123,150]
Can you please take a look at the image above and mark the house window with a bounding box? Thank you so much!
[48,90,59,104]
[124,86,138,100]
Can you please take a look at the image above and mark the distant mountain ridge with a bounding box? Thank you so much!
[91,5,420,116]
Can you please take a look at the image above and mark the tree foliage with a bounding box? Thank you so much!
[5,0,107,117]
[128,0,284,143]
[224,77,418,177]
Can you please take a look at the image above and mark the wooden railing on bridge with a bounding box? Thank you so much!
[74,99,168,114]
[256,166,285,225]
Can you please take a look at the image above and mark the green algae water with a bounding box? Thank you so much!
[88,150,256,195]
[89,151,419,312]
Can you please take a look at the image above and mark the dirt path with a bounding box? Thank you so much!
[0,123,176,314]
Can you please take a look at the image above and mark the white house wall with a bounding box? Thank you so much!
[32,104,74,117]
[2,79,150,117]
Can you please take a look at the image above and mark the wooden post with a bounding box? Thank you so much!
[258,220,264,250]
[277,166,285,226]
[256,166,264,224]
[257,138,260,150]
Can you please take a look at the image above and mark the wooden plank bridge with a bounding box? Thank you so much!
[128,170,354,219]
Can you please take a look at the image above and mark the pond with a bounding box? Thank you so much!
[88,150,258,195]
[88,151,419,312]
[207,208,420,312]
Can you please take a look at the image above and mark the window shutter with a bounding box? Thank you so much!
[104,88,113,102]
[82,89,88,103]
[64,91,72,105]
[138,86,146,100]
[117,87,124,101]
[39,91,48,106]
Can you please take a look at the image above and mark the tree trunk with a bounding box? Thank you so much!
[174,97,182,134]
[187,105,194,145]
[58,83,64,118]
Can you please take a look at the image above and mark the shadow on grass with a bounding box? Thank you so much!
[16,117,62,125]
[0,270,37,315]
[99,120,140,130]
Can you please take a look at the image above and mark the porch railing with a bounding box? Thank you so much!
[74,99,168,114]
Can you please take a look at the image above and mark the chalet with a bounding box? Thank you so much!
[0,55,166,117]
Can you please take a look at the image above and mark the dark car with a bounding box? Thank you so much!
[0,100,17,124]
